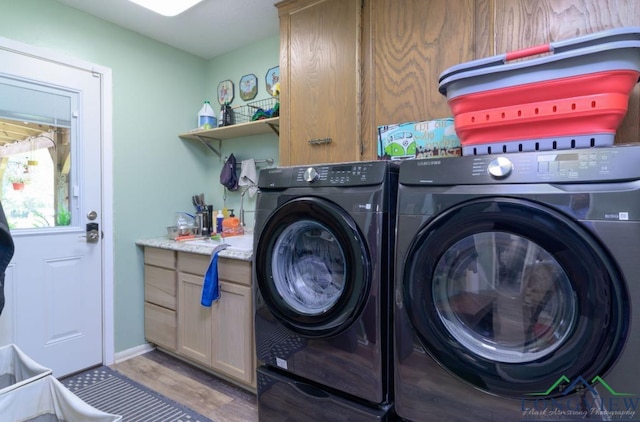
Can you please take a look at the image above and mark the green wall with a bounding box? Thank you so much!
[204,37,281,222]
[0,0,279,353]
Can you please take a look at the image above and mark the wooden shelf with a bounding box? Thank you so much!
[179,117,279,157]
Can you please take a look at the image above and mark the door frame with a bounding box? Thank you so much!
[0,36,114,366]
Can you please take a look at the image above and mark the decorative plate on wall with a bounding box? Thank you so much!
[239,74,258,101]
[265,66,280,97]
[217,80,234,105]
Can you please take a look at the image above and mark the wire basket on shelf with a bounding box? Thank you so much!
[232,97,279,124]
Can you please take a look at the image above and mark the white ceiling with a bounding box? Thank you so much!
[54,0,280,60]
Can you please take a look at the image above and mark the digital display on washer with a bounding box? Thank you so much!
[556,153,580,161]
[537,153,580,162]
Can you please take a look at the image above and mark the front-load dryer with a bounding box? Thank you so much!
[254,161,397,420]
[394,146,639,421]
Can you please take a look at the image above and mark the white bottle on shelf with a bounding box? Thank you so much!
[198,100,216,129]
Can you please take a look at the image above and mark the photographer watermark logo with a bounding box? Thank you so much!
[521,375,637,420]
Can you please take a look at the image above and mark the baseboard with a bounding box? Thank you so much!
[114,343,155,364]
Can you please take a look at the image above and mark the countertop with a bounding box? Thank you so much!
[136,237,253,262]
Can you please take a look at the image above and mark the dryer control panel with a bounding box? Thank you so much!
[259,161,397,188]
[297,164,372,185]
[399,145,640,185]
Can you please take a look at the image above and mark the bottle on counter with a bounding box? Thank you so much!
[222,209,243,237]
[194,212,204,236]
[207,205,214,235]
[216,209,224,234]
[201,208,210,237]
[198,100,216,129]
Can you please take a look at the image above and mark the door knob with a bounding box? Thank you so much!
[81,222,100,243]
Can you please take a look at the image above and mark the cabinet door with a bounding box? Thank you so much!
[211,281,254,387]
[177,272,212,366]
[487,0,640,145]
[279,0,362,165]
[361,0,476,160]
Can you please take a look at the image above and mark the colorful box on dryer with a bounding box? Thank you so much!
[377,119,461,160]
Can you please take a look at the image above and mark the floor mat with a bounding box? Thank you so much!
[60,366,213,422]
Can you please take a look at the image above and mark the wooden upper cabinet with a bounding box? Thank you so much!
[486,0,640,144]
[361,0,476,160]
[278,0,640,165]
[277,0,362,165]
[278,0,478,163]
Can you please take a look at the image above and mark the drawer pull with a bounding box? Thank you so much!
[308,137,332,145]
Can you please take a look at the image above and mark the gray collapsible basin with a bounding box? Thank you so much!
[437,27,640,155]
[0,344,51,394]
[0,374,122,421]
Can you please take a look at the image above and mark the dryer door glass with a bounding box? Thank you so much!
[255,196,371,337]
[271,220,346,315]
[402,197,628,397]
[432,232,576,364]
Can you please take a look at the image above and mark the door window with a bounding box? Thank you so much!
[402,198,628,397]
[433,232,576,364]
[0,79,74,230]
[272,220,346,315]
[255,196,370,337]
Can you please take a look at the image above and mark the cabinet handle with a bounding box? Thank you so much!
[308,137,332,145]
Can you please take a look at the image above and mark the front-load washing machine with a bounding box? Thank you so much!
[254,161,397,421]
[394,146,640,421]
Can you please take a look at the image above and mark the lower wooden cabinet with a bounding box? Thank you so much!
[144,302,177,351]
[143,247,255,390]
[211,279,254,385]
[144,248,177,352]
[177,271,212,366]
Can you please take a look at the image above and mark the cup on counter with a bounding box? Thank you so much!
[167,226,179,240]
[201,208,211,237]
[207,205,214,234]
[195,213,204,236]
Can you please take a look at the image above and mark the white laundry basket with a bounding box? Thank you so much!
[0,374,122,421]
[0,344,51,395]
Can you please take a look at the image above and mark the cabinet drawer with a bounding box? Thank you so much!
[145,302,177,351]
[144,265,176,310]
[177,252,210,276]
[144,247,176,269]
[218,258,252,286]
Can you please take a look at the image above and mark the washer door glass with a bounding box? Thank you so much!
[403,197,628,397]
[256,196,371,338]
[433,232,576,364]
[272,220,346,315]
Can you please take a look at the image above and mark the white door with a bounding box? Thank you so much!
[0,41,106,377]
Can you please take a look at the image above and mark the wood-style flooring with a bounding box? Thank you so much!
[110,349,258,422]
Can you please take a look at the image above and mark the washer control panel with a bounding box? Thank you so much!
[399,146,640,185]
[482,150,613,181]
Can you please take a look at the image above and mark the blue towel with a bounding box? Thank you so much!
[201,244,227,307]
